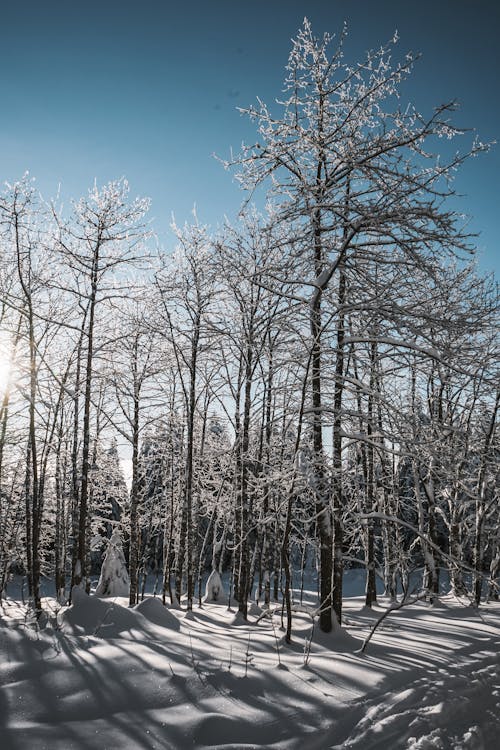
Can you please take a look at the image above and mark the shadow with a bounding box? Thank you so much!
[0,594,498,750]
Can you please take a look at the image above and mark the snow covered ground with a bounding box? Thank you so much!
[1,576,499,749]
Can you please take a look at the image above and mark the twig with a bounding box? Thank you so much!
[360,590,425,654]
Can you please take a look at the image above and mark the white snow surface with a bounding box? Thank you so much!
[1,579,499,749]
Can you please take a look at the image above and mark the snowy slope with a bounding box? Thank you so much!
[0,588,499,749]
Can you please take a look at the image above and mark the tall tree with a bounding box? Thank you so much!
[155,220,216,610]
[56,179,150,592]
[230,19,486,631]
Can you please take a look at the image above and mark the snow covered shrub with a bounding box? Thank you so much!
[204,569,225,602]
[95,529,130,597]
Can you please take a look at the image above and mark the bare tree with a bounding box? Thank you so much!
[229,19,487,631]
[55,179,150,592]
[155,220,216,610]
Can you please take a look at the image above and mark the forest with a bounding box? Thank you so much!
[0,20,498,644]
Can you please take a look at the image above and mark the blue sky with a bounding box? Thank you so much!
[0,0,498,276]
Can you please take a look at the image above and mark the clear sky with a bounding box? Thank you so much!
[0,0,498,276]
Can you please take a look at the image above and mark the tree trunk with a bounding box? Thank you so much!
[74,241,101,591]
[129,351,141,606]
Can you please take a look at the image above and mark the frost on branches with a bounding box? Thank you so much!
[95,529,130,597]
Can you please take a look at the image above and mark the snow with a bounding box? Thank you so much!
[95,529,130,598]
[0,576,499,749]
[133,597,180,631]
[203,569,225,603]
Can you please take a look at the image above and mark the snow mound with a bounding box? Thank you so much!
[248,601,264,617]
[134,597,180,630]
[60,591,142,638]
[312,624,363,652]
[230,611,250,627]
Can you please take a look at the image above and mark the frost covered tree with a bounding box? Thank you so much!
[212,214,289,619]
[155,221,217,610]
[229,19,488,632]
[55,179,150,593]
[106,301,162,606]
[0,178,75,612]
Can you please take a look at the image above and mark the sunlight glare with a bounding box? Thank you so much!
[0,332,14,397]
